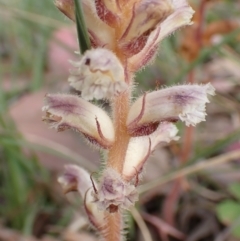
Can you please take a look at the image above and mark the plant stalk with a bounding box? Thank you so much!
[107,89,131,174]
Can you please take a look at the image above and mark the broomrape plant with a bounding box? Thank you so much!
[42,0,215,240]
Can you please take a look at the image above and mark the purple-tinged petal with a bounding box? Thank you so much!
[42,94,115,148]
[93,168,138,212]
[127,84,215,136]
[58,164,92,196]
[58,165,106,231]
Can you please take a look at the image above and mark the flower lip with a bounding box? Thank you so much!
[69,48,128,100]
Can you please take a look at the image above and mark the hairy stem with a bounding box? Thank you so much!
[103,212,123,241]
[107,89,131,173]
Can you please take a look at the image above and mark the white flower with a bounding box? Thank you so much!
[42,93,115,148]
[69,48,128,100]
[127,83,215,136]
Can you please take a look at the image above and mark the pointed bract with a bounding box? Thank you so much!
[55,0,115,48]
[42,94,115,148]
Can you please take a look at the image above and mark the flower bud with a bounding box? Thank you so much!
[58,164,92,196]
[123,122,179,181]
[128,0,194,71]
[42,94,115,148]
[127,84,215,136]
[119,0,173,57]
[58,165,106,231]
[69,48,128,100]
[93,168,138,212]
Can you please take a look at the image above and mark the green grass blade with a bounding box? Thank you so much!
[74,0,91,54]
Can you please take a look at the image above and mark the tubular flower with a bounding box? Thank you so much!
[58,165,106,231]
[69,48,127,100]
[127,83,215,137]
[42,93,115,148]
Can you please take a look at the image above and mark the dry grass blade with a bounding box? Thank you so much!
[139,149,240,194]
[142,212,185,240]
[130,207,153,241]
[0,4,68,28]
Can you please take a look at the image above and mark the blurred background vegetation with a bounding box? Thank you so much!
[0,0,240,240]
